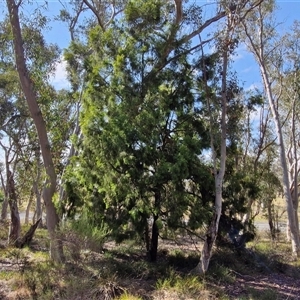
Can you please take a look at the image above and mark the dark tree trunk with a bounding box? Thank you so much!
[7,170,21,245]
[1,150,10,221]
[144,217,150,253]
[36,186,43,227]
[148,190,161,262]
[267,199,276,240]
[149,215,159,262]
[1,197,9,221]
[16,218,41,248]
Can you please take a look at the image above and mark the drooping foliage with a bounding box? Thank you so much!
[65,0,218,261]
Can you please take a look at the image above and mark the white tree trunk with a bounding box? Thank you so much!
[260,65,300,256]
[242,4,300,256]
[25,189,33,224]
[195,38,229,274]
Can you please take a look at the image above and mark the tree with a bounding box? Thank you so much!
[277,24,300,243]
[6,0,64,262]
[241,0,300,256]
[0,139,20,244]
[240,92,272,227]
[68,0,216,262]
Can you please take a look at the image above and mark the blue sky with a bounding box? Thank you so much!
[0,0,298,94]
[0,0,299,161]
[0,0,299,96]
[233,1,300,90]
[41,0,300,91]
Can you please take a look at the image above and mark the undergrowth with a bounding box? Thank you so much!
[0,222,299,299]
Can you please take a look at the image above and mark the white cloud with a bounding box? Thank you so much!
[245,83,262,92]
[50,57,70,90]
[231,44,247,61]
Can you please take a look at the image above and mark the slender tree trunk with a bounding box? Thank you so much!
[144,215,150,253]
[32,209,36,224]
[6,0,64,262]
[1,197,9,221]
[149,215,159,262]
[260,65,300,255]
[25,189,34,224]
[34,149,43,227]
[7,170,20,245]
[242,5,300,256]
[290,99,299,239]
[0,157,8,221]
[149,191,160,262]
[194,40,229,274]
[267,199,275,240]
[36,188,43,227]
[35,174,43,228]
[287,219,291,242]
[17,218,41,248]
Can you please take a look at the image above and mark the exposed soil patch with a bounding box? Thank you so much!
[224,272,300,299]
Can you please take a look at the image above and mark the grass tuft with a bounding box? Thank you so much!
[156,269,206,298]
[117,292,142,300]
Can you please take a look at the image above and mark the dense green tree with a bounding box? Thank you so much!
[64,0,225,262]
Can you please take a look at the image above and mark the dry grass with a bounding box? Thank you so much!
[0,220,300,299]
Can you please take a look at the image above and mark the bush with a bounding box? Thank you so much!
[63,209,111,254]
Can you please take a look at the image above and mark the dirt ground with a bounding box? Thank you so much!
[225,272,300,299]
[0,229,300,299]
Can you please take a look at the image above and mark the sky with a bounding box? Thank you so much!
[0,0,300,161]
[40,0,300,92]
[0,0,299,90]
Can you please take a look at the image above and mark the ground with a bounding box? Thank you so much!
[0,222,300,299]
[228,272,300,299]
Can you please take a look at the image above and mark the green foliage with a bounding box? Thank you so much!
[0,189,4,203]
[66,0,214,258]
[125,0,162,27]
[0,13,73,216]
[208,264,236,284]
[67,209,111,251]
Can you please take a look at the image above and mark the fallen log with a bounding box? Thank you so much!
[16,218,41,248]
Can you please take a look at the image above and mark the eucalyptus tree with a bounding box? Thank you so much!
[0,39,32,239]
[260,146,282,240]
[192,0,264,273]
[240,92,273,227]
[5,0,66,261]
[0,139,21,243]
[0,17,21,221]
[241,0,300,255]
[277,24,300,242]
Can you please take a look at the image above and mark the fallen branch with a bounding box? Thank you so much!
[16,218,41,248]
